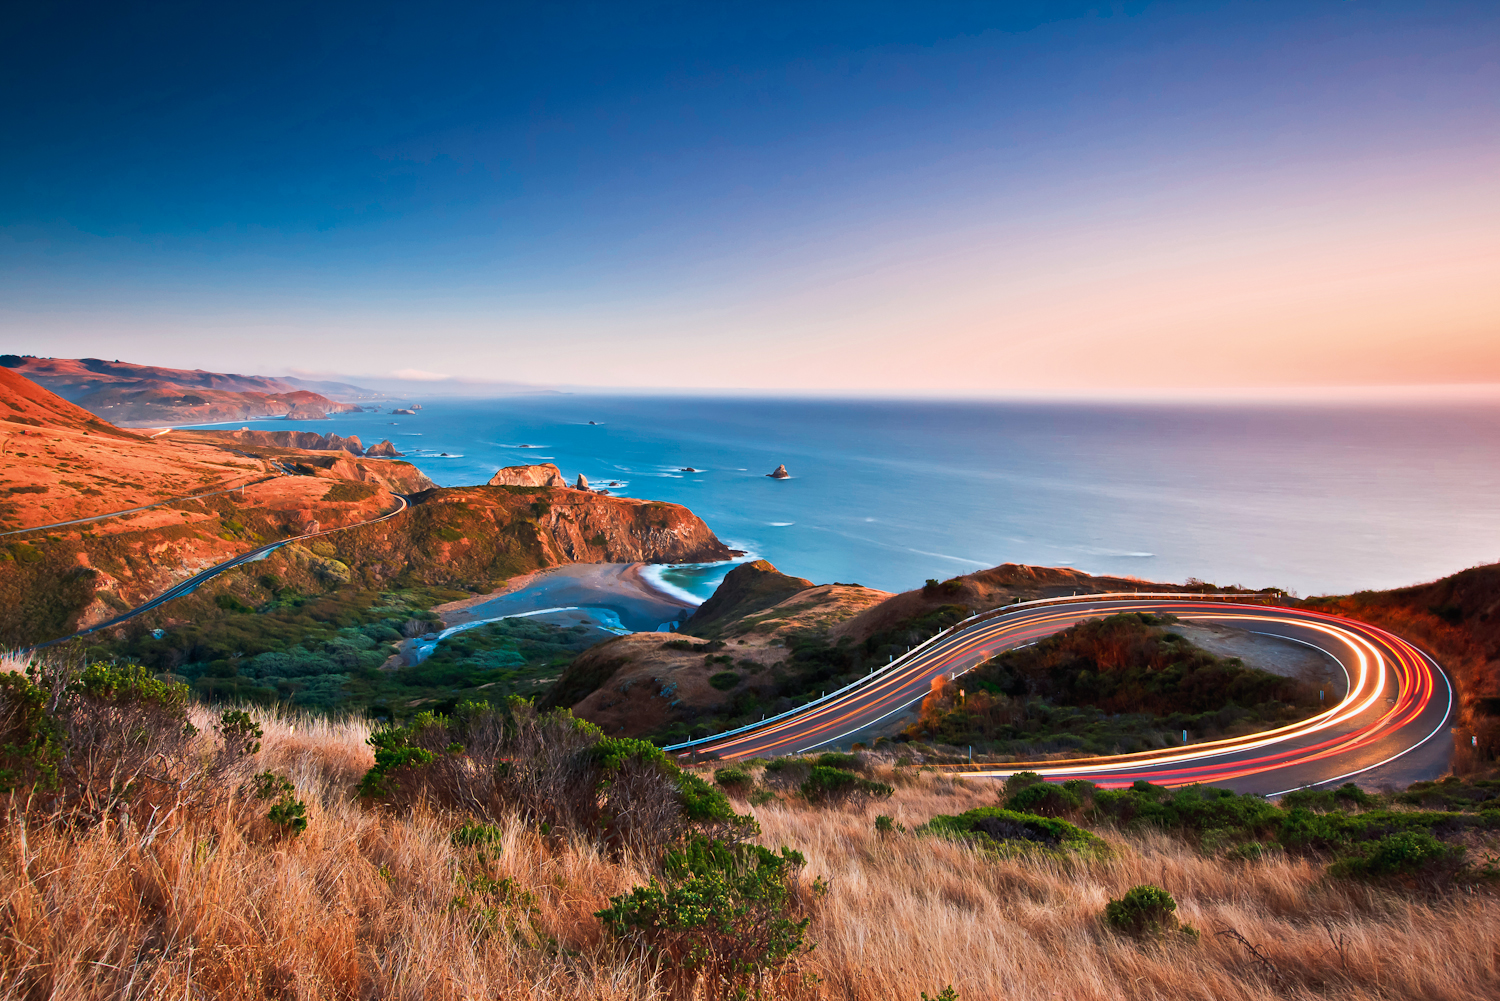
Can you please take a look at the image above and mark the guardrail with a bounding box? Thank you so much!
[664,589,1281,754]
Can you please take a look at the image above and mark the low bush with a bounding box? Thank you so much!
[0,660,257,829]
[800,765,893,804]
[452,819,505,854]
[1104,884,1186,937]
[814,751,860,770]
[251,770,308,837]
[1327,831,1469,885]
[1004,778,1094,817]
[597,834,820,1000]
[919,806,1105,856]
[709,671,740,691]
[359,698,755,857]
[714,766,753,790]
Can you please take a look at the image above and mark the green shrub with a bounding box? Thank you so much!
[324,481,380,503]
[358,723,438,798]
[0,662,207,826]
[714,766,753,790]
[815,752,860,770]
[709,671,740,691]
[800,765,893,804]
[215,709,263,757]
[251,770,308,836]
[1104,884,1179,936]
[1280,782,1378,812]
[1004,779,1088,817]
[1328,831,1467,883]
[921,989,959,1001]
[360,700,755,857]
[452,819,504,854]
[875,814,905,835]
[214,593,254,613]
[596,835,818,1000]
[919,806,1105,856]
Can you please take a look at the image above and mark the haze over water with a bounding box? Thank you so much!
[209,396,1500,600]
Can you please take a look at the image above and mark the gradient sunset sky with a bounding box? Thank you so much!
[3,1,1496,395]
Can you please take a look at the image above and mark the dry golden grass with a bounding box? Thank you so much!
[0,710,1494,1000]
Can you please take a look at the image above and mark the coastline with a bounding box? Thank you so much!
[621,562,701,610]
[433,562,698,634]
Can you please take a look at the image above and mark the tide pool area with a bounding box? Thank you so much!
[193,394,1500,599]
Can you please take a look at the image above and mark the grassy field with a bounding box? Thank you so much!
[1,659,1494,1001]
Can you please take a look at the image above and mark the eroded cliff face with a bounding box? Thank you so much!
[220,429,367,454]
[326,485,734,591]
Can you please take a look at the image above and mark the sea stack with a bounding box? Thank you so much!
[767,464,790,479]
[576,473,589,490]
[365,439,403,457]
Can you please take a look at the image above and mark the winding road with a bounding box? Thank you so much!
[30,494,409,650]
[667,595,1454,795]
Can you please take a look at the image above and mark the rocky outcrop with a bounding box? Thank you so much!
[767,464,790,479]
[489,463,566,487]
[223,430,365,454]
[683,559,815,638]
[365,439,403,457]
[329,486,735,594]
[575,473,589,490]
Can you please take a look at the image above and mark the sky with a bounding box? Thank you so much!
[2,1,1497,396]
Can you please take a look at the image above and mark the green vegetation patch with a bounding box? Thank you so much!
[324,481,381,503]
[919,806,1105,856]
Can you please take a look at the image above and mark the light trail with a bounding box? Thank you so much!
[670,596,1452,795]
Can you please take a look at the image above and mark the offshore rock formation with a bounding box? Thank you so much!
[767,464,790,479]
[575,473,589,490]
[364,439,403,457]
[488,463,567,488]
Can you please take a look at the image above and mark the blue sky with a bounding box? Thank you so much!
[3,1,1497,393]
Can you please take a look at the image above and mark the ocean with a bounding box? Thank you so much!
[202,396,1500,602]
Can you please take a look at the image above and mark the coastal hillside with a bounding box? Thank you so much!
[545,560,1211,742]
[0,371,732,651]
[1,354,366,425]
[0,365,270,531]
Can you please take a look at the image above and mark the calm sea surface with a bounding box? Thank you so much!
[202,397,1500,602]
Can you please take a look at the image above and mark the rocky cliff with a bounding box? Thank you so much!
[320,485,734,592]
[221,429,367,454]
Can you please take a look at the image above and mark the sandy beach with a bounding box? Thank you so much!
[434,562,699,634]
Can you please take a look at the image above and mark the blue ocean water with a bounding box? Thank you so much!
[202,396,1500,600]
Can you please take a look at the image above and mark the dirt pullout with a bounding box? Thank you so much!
[1170,622,1346,697]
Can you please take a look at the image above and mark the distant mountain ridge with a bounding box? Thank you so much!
[0,355,378,426]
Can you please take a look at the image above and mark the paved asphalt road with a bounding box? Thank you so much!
[668,595,1454,796]
[30,494,409,650]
